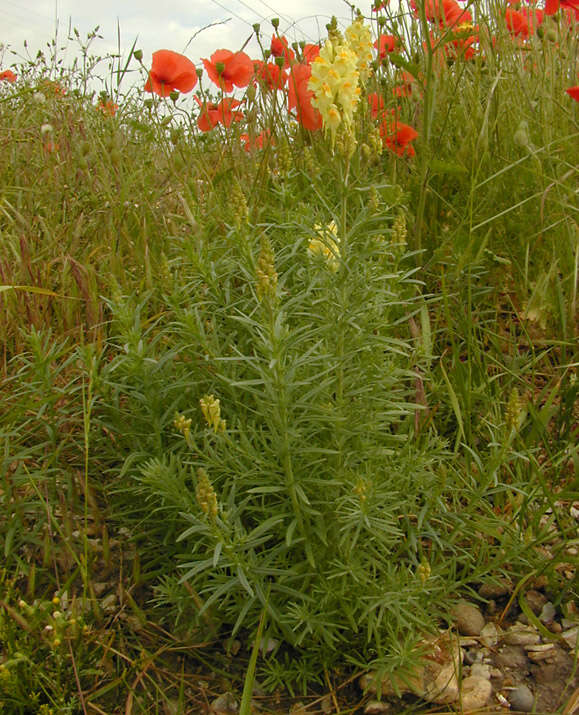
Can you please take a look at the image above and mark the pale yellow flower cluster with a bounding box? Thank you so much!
[308,221,340,271]
[345,18,374,84]
[196,467,218,519]
[200,394,226,433]
[308,36,361,145]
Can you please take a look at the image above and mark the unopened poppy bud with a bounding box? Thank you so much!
[215,61,225,75]
[196,67,203,78]
[536,25,544,38]
[513,120,530,148]
[169,89,180,102]
[274,55,285,69]
[378,16,387,26]
[299,40,306,49]
[245,84,256,103]
[545,27,557,42]
[133,49,143,62]
[271,17,280,29]
[263,49,271,59]
[291,42,299,52]
[253,23,260,34]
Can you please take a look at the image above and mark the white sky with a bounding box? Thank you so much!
[1,0,374,92]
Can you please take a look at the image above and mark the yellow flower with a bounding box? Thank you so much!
[308,221,340,271]
[308,37,360,147]
[345,18,373,83]
[200,394,226,433]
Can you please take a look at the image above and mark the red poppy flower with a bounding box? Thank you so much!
[374,34,399,58]
[368,92,386,119]
[270,35,295,69]
[379,119,418,157]
[0,69,17,83]
[203,49,254,92]
[545,0,579,18]
[302,44,320,64]
[393,71,417,97]
[411,0,472,28]
[194,96,243,131]
[566,86,579,101]
[145,50,197,97]
[287,63,323,131]
[254,60,288,90]
[240,130,272,152]
[97,98,118,116]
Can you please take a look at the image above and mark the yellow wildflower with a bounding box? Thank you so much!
[345,18,373,83]
[200,394,226,433]
[308,220,340,271]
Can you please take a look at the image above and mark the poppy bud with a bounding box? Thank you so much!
[169,89,180,102]
[215,61,226,75]
[246,84,256,103]
[133,49,143,62]
[378,16,387,26]
[271,17,280,29]
[545,27,557,42]
[263,49,271,59]
[274,56,285,69]
[513,120,530,148]
[253,23,260,34]
[196,68,203,78]
[536,25,544,38]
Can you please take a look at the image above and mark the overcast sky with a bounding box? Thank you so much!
[2,0,372,91]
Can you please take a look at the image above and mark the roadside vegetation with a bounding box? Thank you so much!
[0,0,577,711]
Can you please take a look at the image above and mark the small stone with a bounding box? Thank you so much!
[479,579,512,599]
[480,622,500,648]
[460,676,492,711]
[539,601,556,624]
[470,663,491,680]
[503,624,540,646]
[320,695,333,713]
[210,692,239,714]
[547,621,562,633]
[561,627,578,649]
[463,648,478,666]
[452,602,486,637]
[495,645,529,670]
[524,589,547,615]
[507,684,534,712]
[364,702,390,714]
[485,599,497,616]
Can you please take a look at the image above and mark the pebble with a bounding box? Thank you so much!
[452,602,486,636]
[495,645,529,670]
[364,702,390,714]
[503,624,541,646]
[507,684,535,712]
[479,579,512,599]
[460,676,492,711]
[562,626,578,649]
[210,693,239,714]
[470,663,491,680]
[524,589,547,615]
[480,622,500,648]
[539,601,556,624]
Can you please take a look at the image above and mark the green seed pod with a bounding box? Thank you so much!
[133,49,143,62]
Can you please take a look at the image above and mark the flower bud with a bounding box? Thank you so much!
[133,49,143,62]
[271,17,280,29]
[253,23,260,34]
